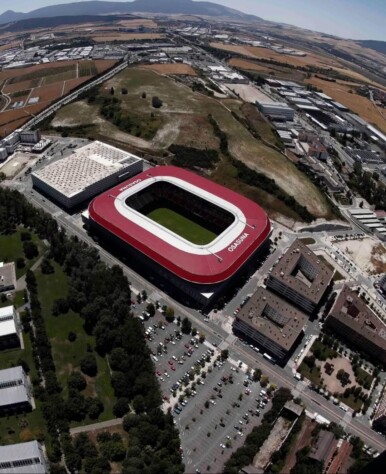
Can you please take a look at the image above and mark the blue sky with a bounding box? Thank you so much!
[2,0,386,40]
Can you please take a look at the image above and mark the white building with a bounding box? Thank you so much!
[31,141,143,209]
[0,306,20,350]
[0,441,48,473]
[257,102,295,121]
[0,366,32,415]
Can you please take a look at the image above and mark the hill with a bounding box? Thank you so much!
[0,0,262,25]
[357,40,386,56]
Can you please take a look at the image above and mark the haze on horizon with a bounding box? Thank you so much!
[1,0,385,41]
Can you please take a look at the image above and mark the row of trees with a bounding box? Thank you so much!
[169,144,220,170]
[224,388,292,473]
[0,186,183,473]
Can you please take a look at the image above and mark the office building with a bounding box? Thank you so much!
[266,239,334,313]
[326,286,386,364]
[233,287,307,362]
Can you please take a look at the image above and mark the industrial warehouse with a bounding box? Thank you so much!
[31,141,143,209]
[86,165,271,308]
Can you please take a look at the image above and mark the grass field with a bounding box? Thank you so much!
[0,228,46,278]
[36,262,115,423]
[146,207,217,245]
[47,68,336,222]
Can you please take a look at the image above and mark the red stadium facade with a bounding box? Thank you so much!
[88,166,271,308]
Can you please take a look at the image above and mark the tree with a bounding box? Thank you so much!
[52,297,69,316]
[88,397,104,419]
[221,349,229,360]
[181,317,192,334]
[141,290,147,301]
[113,397,130,418]
[165,306,175,322]
[146,303,155,317]
[304,355,316,368]
[132,394,145,413]
[68,331,77,342]
[121,88,128,95]
[41,258,54,274]
[16,257,25,269]
[253,368,262,382]
[142,92,147,99]
[80,354,98,377]
[23,240,38,259]
[152,96,163,108]
[110,87,115,95]
[20,231,31,241]
[100,439,126,462]
[68,372,87,391]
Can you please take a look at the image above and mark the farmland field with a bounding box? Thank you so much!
[142,63,197,75]
[146,207,217,245]
[0,59,116,134]
[91,33,163,42]
[305,76,386,134]
[210,42,382,85]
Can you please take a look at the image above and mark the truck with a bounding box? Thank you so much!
[263,353,275,364]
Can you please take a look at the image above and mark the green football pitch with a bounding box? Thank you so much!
[145,207,217,245]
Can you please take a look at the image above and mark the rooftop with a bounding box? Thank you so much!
[0,441,46,474]
[328,285,386,352]
[0,305,17,338]
[0,262,16,292]
[269,239,334,304]
[309,429,337,463]
[32,141,141,198]
[89,166,271,285]
[235,287,308,351]
[0,366,30,407]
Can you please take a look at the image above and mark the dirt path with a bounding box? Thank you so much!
[281,418,315,473]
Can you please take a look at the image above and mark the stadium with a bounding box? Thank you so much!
[87,166,271,308]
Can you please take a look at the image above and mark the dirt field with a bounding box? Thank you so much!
[0,151,35,178]
[91,33,163,42]
[211,42,383,86]
[224,83,274,103]
[117,19,158,28]
[281,418,315,473]
[0,59,115,134]
[141,63,197,76]
[228,58,273,74]
[305,77,386,133]
[335,238,386,274]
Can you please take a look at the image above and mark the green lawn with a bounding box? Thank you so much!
[146,207,217,245]
[35,262,115,423]
[299,237,316,245]
[355,367,374,388]
[311,339,338,360]
[338,393,363,412]
[0,228,46,278]
[298,361,322,386]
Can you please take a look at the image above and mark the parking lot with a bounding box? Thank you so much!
[143,315,272,474]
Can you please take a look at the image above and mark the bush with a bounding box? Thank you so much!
[152,96,163,108]
[68,331,77,342]
[68,372,87,391]
[88,397,104,419]
[16,257,26,269]
[41,258,54,274]
[80,354,98,377]
[113,397,130,418]
[23,240,38,259]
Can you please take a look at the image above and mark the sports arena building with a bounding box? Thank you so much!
[87,166,271,308]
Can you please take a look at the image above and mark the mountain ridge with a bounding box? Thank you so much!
[0,0,262,25]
